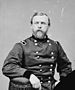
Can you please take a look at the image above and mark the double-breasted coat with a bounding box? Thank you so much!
[2,35,72,90]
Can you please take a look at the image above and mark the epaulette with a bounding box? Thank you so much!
[55,41,58,45]
[54,41,59,47]
[20,40,27,45]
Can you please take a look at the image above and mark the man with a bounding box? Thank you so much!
[2,12,72,90]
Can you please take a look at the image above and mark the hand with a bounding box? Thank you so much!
[29,74,41,90]
[55,80,60,86]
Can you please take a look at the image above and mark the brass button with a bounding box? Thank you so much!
[49,43,51,46]
[47,40,50,43]
[40,69,42,72]
[50,64,53,67]
[48,80,51,83]
[36,51,38,54]
[48,77,51,79]
[39,64,42,67]
[36,56,40,59]
[35,43,38,45]
[41,81,43,84]
[40,77,43,80]
[50,69,52,71]
[34,40,37,43]
[51,56,54,59]
[51,52,54,55]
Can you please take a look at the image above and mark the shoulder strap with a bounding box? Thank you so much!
[20,40,27,45]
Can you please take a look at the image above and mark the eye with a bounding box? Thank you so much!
[34,22,39,24]
[41,22,46,25]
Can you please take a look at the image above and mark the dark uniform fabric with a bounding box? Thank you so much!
[54,70,75,90]
[2,35,72,90]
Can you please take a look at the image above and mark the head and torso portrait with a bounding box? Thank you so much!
[2,12,72,90]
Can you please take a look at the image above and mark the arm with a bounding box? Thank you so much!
[2,43,32,79]
[2,42,41,89]
[56,41,72,81]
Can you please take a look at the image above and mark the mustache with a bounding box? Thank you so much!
[36,30,44,33]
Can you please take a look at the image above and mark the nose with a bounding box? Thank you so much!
[38,23,42,29]
[38,26,42,29]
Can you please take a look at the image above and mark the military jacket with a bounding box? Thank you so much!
[2,35,72,90]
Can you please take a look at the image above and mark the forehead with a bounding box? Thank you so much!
[33,15,48,23]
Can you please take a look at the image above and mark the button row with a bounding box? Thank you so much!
[36,56,55,59]
[36,51,54,55]
[38,64,53,68]
[40,76,52,80]
[35,51,55,59]
[39,68,53,72]
[34,40,50,43]
[40,81,51,84]
[34,40,52,46]
[35,43,52,46]
[40,80,51,84]
[35,43,51,46]
[39,76,53,84]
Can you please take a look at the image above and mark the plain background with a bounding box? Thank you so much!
[0,0,75,90]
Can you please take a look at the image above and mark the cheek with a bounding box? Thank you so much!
[32,25,37,31]
[42,26,48,31]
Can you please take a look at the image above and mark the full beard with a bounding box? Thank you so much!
[34,30,46,39]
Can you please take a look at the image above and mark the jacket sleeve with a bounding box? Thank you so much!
[56,41,72,81]
[2,43,32,79]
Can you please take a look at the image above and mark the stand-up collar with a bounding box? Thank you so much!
[31,35,49,42]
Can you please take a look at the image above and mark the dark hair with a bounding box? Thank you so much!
[30,12,50,26]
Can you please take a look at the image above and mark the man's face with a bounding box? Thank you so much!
[31,15,49,39]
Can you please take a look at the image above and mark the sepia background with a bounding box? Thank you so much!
[0,0,75,90]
